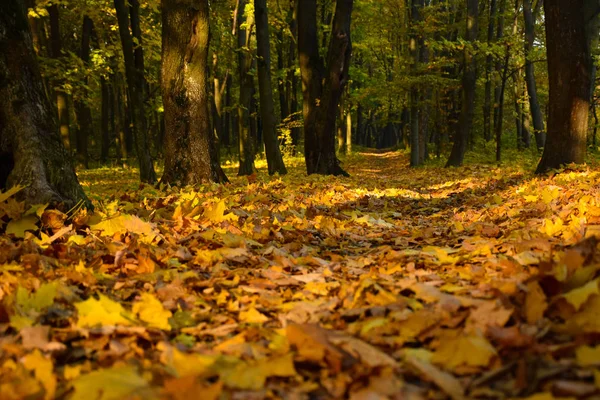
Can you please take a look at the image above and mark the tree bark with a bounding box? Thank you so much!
[0,0,89,208]
[74,16,94,169]
[484,0,497,142]
[48,4,71,153]
[114,0,156,183]
[101,77,111,163]
[237,0,256,176]
[160,0,228,185]
[523,0,546,150]
[536,0,592,173]
[298,0,353,176]
[409,0,422,167]
[254,0,287,175]
[446,0,478,167]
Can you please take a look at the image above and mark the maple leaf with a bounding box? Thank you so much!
[70,365,150,400]
[22,350,56,400]
[132,293,172,330]
[90,214,160,243]
[75,294,134,328]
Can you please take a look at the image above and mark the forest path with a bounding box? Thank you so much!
[2,152,600,399]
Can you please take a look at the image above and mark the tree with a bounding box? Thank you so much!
[237,0,257,176]
[0,0,89,207]
[160,0,228,185]
[536,0,594,173]
[523,0,545,150]
[114,0,157,183]
[446,0,478,167]
[298,0,353,176]
[254,0,287,175]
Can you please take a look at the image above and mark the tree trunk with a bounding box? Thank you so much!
[114,0,156,183]
[446,0,478,167]
[346,105,352,153]
[74,15,94,169]
[0,0,89,208]
[523,0,546,150]
[237,0,256,176]
[160,0,227,185]
[289,3,301,150]
[493,0,506,135]
[101,77,111,163]
[536,0,592,173]
[298,0,352,176]
[276,30,289,123]
[48,4,71,153]
[484,0,497,142]
[409,0,422,167]
[254,0,287,175]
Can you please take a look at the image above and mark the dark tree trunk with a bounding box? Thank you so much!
[298,0,353,176]
[223,73,232,151]
[101,77,111,163]
[277,30,289,123]
[523,0,546,150]
[237,0,256,176]
[0,0,89,208]
[160,0,227,185]
[484,0,497,142]
[289,3,301,150]
[409,0,422,167]
[254,0,287,175]
[212,54,227,148]
[48,4,71,152]
[493,0,506,135]
[536,0,592,173]
[446,0,478,167]
[74,16,94,169]
[114,0,156,183]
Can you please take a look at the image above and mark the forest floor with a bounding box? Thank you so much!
[1,150,600,399]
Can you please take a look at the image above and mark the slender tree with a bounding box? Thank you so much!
[114,0,156,183]
[160,0,228,185]
[74,16,94,169]
[254,0,287,175]
[298,0,353,176]
[237,0,257,176]
[523,0,545,150]
[0,0,89,207]
[536,0,593,172]
[446,0,478,167]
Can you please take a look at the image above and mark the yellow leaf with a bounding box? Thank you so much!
[90,214,160,243]
[16,282,57,313]
[75,294,133,328]
[160,344,224,378]
[239,307,269,324]
[525,281,548,324]
[204,200,234,223]
[64,365,81,380]
[541,186,560,204]
[132,293,172,331]
[432,333,497,371]
[541,217,564,237]
[422,246,460,265]
[70,365,149,400]
[22,350,56,400]
[561,279,600,311]
[0,184,25,203]
[575,345,600,366]
[6,215,38,238]
[221,354,297,390]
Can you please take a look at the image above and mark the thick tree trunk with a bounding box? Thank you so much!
[536,0,592,173]
[523,0,546,150]
[74,16,94,169]
[446,0,478,167]
[298,0,353,176]
[0,0,89,208]
[254,0,287,175]
[161,0,227,185]
[114,0,156,183]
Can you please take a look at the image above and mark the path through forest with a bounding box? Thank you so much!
[1,152,600,399]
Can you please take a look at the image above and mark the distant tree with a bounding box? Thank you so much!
[0,0,89,207]
[114,0,156,183]
[298,0,353,176]
[254,0,287,175]
[523,0,545,150]
[536,0,593,173]
[446,0,478,167]
[160,0,228,185]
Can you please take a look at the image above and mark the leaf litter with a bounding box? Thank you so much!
[1,152,600,399]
